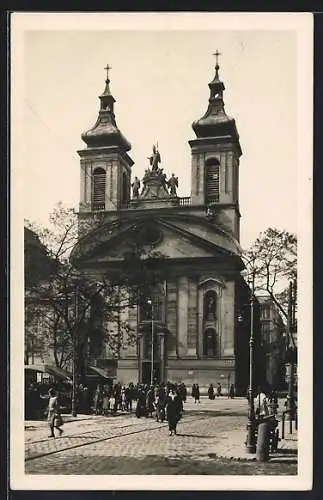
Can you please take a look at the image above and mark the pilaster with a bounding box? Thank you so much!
[222,281,235,357]
[187,278,198,356]
[166,280,177,357]
[177,276,189,357]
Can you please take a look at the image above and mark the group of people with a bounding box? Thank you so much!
[93,382,135,416]
[41,381,187,438]
[207,383,235,400]
[134,382,186,436]
[92,381,187,436]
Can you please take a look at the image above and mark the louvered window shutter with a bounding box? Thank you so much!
[206,161,220,203]
[92,168,106,210]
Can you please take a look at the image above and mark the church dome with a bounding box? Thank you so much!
[192,55,239,141]
[81,65,131,151]
[81,115,131,150]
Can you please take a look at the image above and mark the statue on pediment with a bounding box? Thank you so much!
[148,144,161,172]
[131,176,141,198]
[167,173,178,197]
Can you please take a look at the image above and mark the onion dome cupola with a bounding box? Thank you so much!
[189,53,242,242]
[81,65,131,151]
[78,65,134,214]
[192,51,239,142]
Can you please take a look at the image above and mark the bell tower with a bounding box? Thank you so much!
[78,65,134,212]
[189,52,242,239]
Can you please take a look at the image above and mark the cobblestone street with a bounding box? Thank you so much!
[25,398,297,475]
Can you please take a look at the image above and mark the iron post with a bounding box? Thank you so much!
[148,299,154,385]
[286,280,296,431]
[246,271,256,453]
[71,285,78,417]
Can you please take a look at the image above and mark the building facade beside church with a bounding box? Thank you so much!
[72,59,262,395]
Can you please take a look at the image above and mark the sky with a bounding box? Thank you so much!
[18,18,305,249]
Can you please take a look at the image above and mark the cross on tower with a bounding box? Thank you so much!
[104,64,112,80]
[213,50,222,67]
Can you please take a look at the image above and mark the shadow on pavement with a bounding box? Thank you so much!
[185,410,246,418]
[278,448,297,455]
[176,433,216,439]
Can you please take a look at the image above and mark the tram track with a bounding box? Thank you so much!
[26,420,139,446]
[25,413,217,462]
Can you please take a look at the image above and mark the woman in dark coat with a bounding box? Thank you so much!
[166,388,182,436]
[146,387,155,417]
[191,384,196,401]
[195,384,200,403]
[135,388,147,418]
[208,384,215,400]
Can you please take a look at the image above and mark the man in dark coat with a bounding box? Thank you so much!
[178,382,187,403]
[166,388,182,436]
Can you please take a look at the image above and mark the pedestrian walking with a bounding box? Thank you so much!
[229,384,235,399]
[178,382,187,403]
[191,384,196,402]
[166,388,182,436]
[146,386,155,417]
[109,393,116,414]
[135,388,147,418]
[47,388,64,438]
[216,383,222,397]
[208,383,215,400]
[102,389,110,416]
[154,394,166,422]
[195,384,200,403]
[125,385,133,412]
[93,385,103,415]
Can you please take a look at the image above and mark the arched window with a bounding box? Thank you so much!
[202,290,218,357]
[92,167,106,211]
[206,158,220,203]
[203,327,217,357]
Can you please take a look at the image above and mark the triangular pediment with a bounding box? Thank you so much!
[74,215,240,267]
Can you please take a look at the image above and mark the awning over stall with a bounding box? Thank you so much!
[25,364,72,381]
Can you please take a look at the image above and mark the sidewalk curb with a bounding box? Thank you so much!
[208,452,297,464]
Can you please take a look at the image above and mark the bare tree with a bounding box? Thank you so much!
[24,203,168,376]
[243,227,297,320]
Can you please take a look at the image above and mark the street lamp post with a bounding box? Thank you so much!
[71,340,77,417]
[147,299,154,386]
[286,280,297,432]
[71,285,79,418]
[246,271,256,453]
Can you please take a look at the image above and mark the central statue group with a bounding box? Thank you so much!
[131,144,179,198]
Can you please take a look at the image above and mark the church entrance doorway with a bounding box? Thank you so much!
[141,361,161,385]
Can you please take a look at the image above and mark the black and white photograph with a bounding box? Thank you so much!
[10,12,312,490]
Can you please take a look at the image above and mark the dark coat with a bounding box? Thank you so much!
[208,385,215,399]
[166,394,182,427]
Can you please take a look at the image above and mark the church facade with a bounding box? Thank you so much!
[73,59,256,394]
